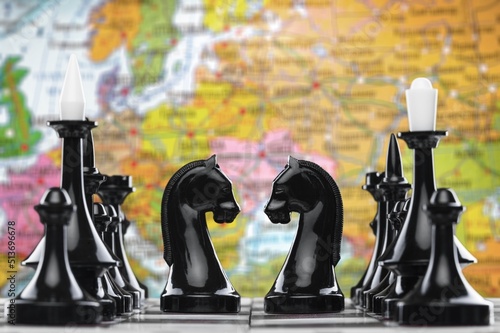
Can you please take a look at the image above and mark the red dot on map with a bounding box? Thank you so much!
[224,25,230,32]
[121,31,127,39]
[312,81,320,89]
[171,38,177,46]
[187,131,194,139]
[130,127,138,136]
[240,108,246,115]
[216,72,222,79]
[37,177,44,185]
[20,143,29,152]
[131,160,138,168]
[146,183,154,190]
[259,150,266,158]
[221,42,227,48]
[121,87,129,96]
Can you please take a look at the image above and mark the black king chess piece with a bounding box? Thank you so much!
[351,172,385,307]
[264,156,344,313]
[378,131,476,319]
[14,188,102,325]
[160,155,241,312]
[362,134,411,311]
[98,175,148,303]
[397,188,493,326]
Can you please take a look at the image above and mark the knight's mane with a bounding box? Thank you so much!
[298,160,344,266]
[161,159,206,265]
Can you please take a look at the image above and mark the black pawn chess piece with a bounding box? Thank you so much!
[22,120,121,319]
[372,198,409,315]
[362,134,411,311]
[397,188,493,325]
[378,131,476,319]
[98,175,148,302]
[351,172,385,307]
[264,157,344,313]
[102,204,142,310]
[160,155,241,313]
[93,203,133,317]
[14,188,102,325]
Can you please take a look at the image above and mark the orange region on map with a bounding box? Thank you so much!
[88,0,141,62]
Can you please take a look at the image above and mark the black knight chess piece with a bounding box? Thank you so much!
[397,188,493,326]
[14,188,102,325]
[264,156,344,313]
[160,155,241,313]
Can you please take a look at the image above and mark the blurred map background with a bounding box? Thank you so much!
[0,0,499,297]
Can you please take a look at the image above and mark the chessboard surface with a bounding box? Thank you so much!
[2,298,500,332]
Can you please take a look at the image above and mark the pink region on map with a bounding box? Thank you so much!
[0,155,61,256]
[211,130,337,214]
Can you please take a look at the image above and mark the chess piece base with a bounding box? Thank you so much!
[397,301,492,326]
[160,293,240,313]
[264,293,344,314]
[13,299,102,325]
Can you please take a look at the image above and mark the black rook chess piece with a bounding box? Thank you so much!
[351,172,385,307]
[264,156,344,313]
[397,188,493,326]
[14,188,102,325]
[160,155,241,313]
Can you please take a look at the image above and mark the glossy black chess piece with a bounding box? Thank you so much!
[98,175,148,301]
[14,188,102,325]
[378,131,476,319]
[93,203,133,316]
[102,204,142,310]
[397,188,493,325]
[351,172,385,307]
[372,198,409,315]
[160,155,241,313]
[22,120,121,319]
[264,156,344,314]
[362,134,411,311]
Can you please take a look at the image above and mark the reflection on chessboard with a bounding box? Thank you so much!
[2,298,500,332]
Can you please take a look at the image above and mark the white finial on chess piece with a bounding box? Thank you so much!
[60,54,85,120]
[405,77,437,131]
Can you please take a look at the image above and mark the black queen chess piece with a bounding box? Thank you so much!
[160,155,241,313]
[350,172,385,307]
[397,188,493,326]
[98,175,148,303]
[378,78,476,319]
[22,55,121,319]
[14,188,102,325]
[264,156,344,314]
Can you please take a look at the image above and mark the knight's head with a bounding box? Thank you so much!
[264,156,322,224]
[182,155,240,223]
